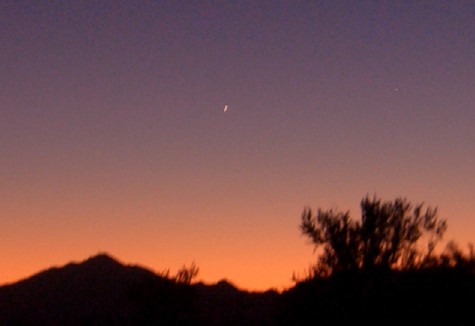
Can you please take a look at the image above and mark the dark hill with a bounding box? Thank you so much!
[0,253,277,325]
[192,280,278,325]
[0,253,190,325]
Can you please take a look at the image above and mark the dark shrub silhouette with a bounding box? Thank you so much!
[300,195,447,277]
[175,261,199,284]
[283,197,475,324]
[435,241,475,272]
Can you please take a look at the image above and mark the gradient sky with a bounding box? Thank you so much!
[1,0,474,291]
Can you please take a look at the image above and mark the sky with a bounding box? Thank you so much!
[1,0,474,291]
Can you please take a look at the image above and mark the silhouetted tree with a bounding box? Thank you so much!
[300,195,447,277]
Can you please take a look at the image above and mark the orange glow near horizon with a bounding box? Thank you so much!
[1,204,473,291]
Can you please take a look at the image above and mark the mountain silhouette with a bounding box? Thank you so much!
[0,253,277,325]
[0,253,186,324]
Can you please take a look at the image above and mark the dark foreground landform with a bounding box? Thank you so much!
[1,254,474,325]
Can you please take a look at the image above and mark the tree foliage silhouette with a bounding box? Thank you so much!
[300,195,447,277]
